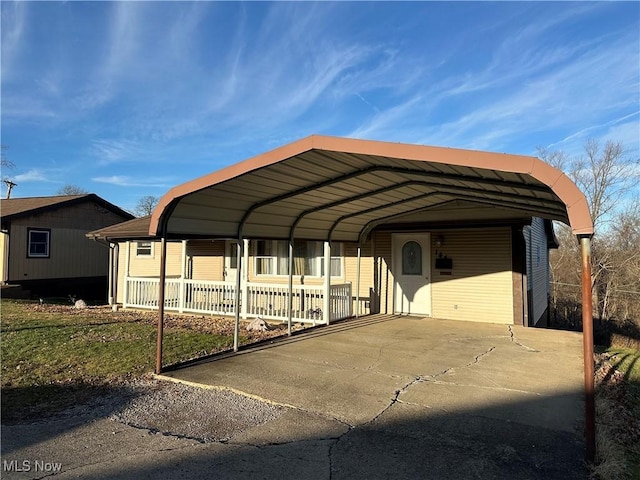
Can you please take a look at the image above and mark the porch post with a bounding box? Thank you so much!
[323,241,331,325]
[179,240,187,313]
[155,237,167,374]
[287,239,294,336]
[123,240,131,307]
[233,237,243,352]
[580,235,596,462]
[241,238,249,320]
[355,244,362,318]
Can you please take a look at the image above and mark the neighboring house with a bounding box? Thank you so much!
[89,209,558,327]
[1,194,134,298]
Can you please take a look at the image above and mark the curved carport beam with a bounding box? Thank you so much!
[357,193,569,245]
[327,192,445,242]
[235,165,556,240]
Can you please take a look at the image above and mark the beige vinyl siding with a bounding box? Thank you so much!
[115,240,183,303]
[8,225,108,281]
[6,202,128,282]
[188,240,224,281]
[125,241,183,277]
[431,228,513,324]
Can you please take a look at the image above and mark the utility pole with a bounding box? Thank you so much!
[3,180,17,199]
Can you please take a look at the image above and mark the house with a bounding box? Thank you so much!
[1,194,134,298]
[87,135,579,329]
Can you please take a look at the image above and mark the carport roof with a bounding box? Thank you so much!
[150,135,593,242]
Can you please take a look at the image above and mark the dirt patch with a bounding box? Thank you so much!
[111,379,286,442]
[4,377,286,443]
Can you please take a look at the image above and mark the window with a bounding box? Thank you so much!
[136,241,153,257]
[253,240,343,277]
[27,229,50,258]
[402,241,422,275]
[320,243,343,277]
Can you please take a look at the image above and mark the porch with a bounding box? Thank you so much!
[123,276,352,324]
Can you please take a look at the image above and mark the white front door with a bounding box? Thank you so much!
[393,234,431,315]
[224,241,238,283]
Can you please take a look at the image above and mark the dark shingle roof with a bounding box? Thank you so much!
[1,194,134,222]
[86,215,153,241]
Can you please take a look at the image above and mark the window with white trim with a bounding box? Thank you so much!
[253,240,343,277]
[136,241,153,257]
[27,229,50,258]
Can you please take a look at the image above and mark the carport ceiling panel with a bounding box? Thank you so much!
[166,148,568,238]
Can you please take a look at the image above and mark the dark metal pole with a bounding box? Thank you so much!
[155,237,168,374]
[580,235,596,462]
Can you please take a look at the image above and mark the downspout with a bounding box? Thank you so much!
[107,243,114,306]
[580,235,595,462]
[112,243,119,311]
[86,235,118,309]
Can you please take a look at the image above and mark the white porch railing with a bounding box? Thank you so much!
[123,277,352,324]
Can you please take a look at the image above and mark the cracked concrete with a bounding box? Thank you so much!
[2,315,586,479]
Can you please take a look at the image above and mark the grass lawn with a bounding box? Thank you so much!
[606,347,640,479]
[594,346,640,479]
[1,299,237,421]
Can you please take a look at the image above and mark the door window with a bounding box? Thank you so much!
[402,241,422,275]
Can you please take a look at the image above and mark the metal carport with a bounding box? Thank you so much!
[149,135,595,459]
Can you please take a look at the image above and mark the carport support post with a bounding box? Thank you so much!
[580,235,596,462]
[155,237,167,374]
[323,241,331,325]
[233,237,243,352]
[287,239,294,336]
[355,245,362,318]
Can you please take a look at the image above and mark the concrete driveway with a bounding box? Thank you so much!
[159,314,587,479]
[2,315,587,479]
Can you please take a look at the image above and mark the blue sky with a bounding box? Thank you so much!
[1,1,638,213]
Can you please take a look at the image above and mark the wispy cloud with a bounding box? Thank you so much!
[0,2,27,83]
[14,169,59,183]
[348,15,639,153]
[91,139,144,165]
[92,175,173,188]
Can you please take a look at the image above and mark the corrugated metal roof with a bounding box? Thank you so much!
[149,135,593,242]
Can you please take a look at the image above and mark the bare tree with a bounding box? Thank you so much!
[56,184,89,195]
[572,139,638,230]
[544,139,640,328]
[134,195,159,217]
[1,145,14,171]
